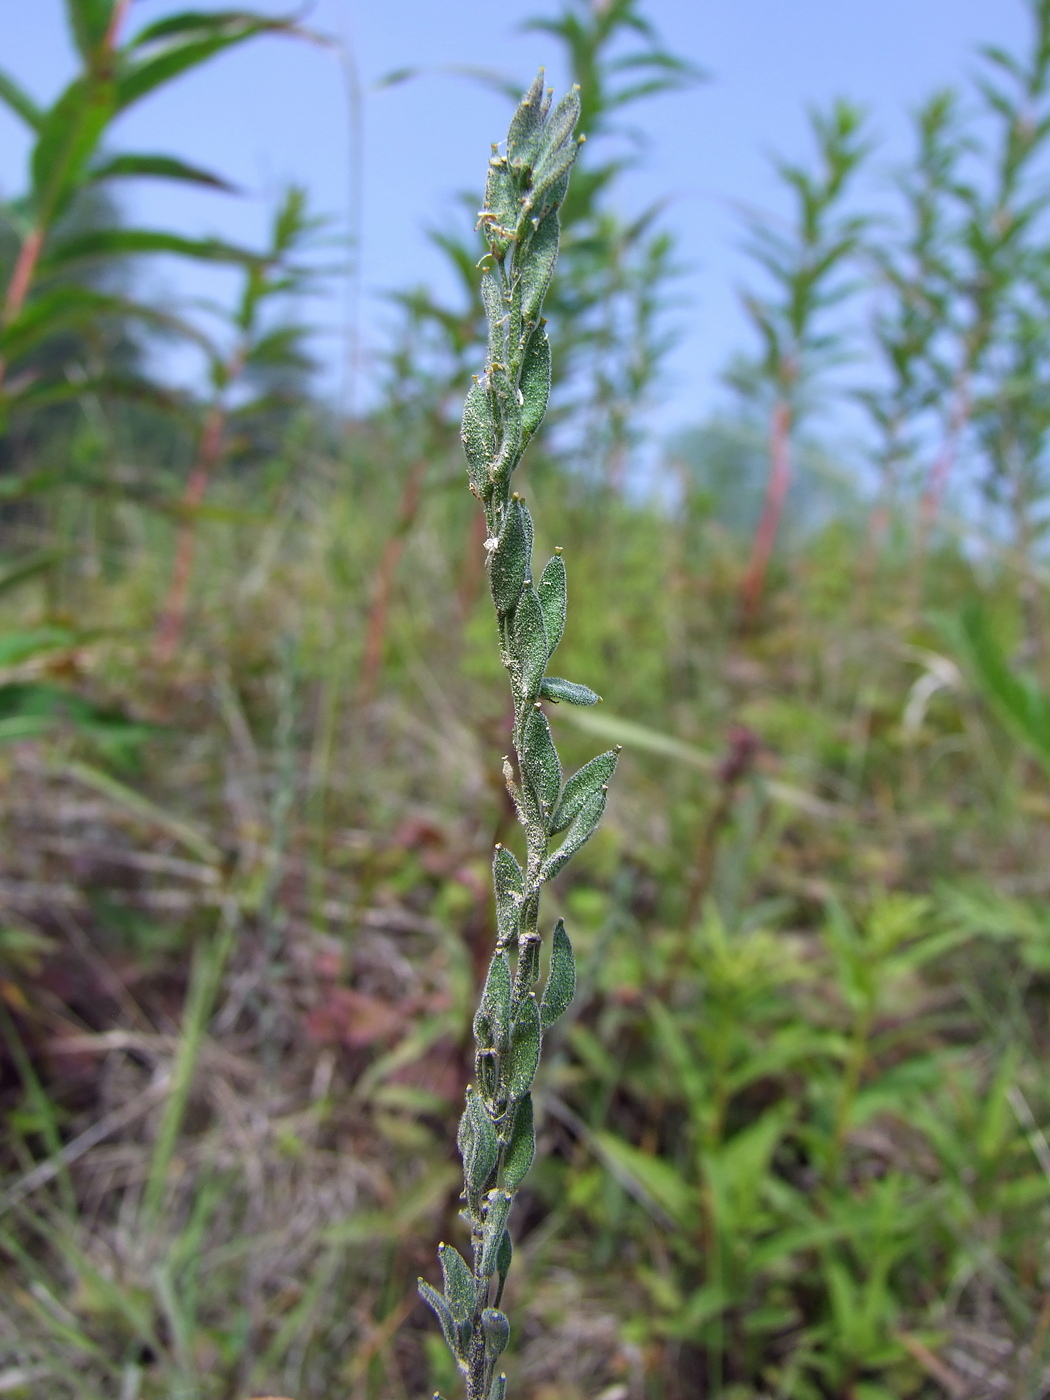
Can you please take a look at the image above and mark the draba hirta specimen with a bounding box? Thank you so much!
[417,74,619,1400]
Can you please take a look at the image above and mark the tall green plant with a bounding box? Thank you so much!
[0,2,305,432]
[733,100,870,626]
[417,75,618,1400]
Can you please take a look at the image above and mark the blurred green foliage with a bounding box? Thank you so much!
[0,2,1049,1400]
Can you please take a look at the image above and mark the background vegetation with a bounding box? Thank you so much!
[1,2,1049,1398]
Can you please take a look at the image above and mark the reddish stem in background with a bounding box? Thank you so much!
[154,407,226,663]
[739,397,792,630]
[357,456,428,705]
[0,227,44,391]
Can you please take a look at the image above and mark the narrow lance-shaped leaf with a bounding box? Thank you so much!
[88,152,236,191]
[493,845,524,947]
[489,498,530,615]
[537,553,566,656]
[539,677,600,706]
[551,749,618,835]
[506,995,541,1100]
[463,381,497,499]
[519,329,551,449]
[439,1243,476,1324]
[511,586,549,702]
[479,951,512,1050]
[520,704,561,818]
[539,920,576,1029]
[542,787,607,883]
[501,1092,535,1189]
[480,1190,514,1277]
[519,212,560,326]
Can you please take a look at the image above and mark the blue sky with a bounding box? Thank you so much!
[0,0,1030,439]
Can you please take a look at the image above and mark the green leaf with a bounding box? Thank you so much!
[459,1087,498,1196]
[481,270,508,367]
[116,17,299,112]
[417,1278,459,1357]
[539,921,575,1029]
[551,749,618,835]
[489,499,530,616]
[479,951,511,1050]
[502,1092,535,1189]
[480,1190,514,1277]
[511,586,549,703]
[41,228,260,274]
[0,627,79,668]
[493,845,523,947]
[520,704,561,817]
[495,1227,512,1294]
[438,1243,475,1323]
[542,788,607,882]
[88,152,236,191]
[593,1131,699,1229]
[506,995,541,1100]
[489,1373,507,1400]
[506,71,549,170]
[481,1308,510,1362]
[540,676,599,706]
[537,553,566,656]
[0,287,209,364]
[31,76,116,223]
[66,0,116,57]
[0,69,44,130]
[462,380,496,498]
[519,327,551,447]
[953,603,1050,776]
[519,213,560,327]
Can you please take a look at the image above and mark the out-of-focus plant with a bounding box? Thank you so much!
[0,2,307,446]
[732,100,871,628]
[416,75,618,1400]
[154,185,323,662]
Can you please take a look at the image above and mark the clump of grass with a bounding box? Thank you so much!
[416,74,619,1400]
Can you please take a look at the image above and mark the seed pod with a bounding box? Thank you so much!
[480,1189,514,1277]
[537,553,567,656]
[493,845,524,947]
[438,1243,475,1324]
[511,585,549,702]
[482,1308,510,1361]
[551,749,619,835]
[519,328,551,449]
[489,500,530,616]
[542,787,607,883]
[520,705,561,818]
[539,676,599,706]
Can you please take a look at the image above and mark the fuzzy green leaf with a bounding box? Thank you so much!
[519,328,551,447]
[520,212,560,327]
[493,845,524,947]
[483,157,519,252]
[506,71,549,169]
[480,951,512,1049]
[511,586,549,703]
[539,921,576,1029]
[540,676,599,706]
[551,749,618,835]
[481,270,508,367]
[462,380,496,498]
[521,704,561,817]
[537,554,567,656]
[495,1227,512,1291]
[542,788,607,883]
[459,1086,499,1195]
[438,1243,475,1323]
[506,995,542,1100]
[418,1279,459,1357]
[481,1307,510,1361]
[489,1373,507,1400]
[502,1092,535,1188]
[480,1190,514,1277]
[489,500,530,616]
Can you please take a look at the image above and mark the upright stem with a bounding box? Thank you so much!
[154,406,227,663]
[739,396,792,629]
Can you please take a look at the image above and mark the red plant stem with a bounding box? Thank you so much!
[154,406,226,663]
[739,397,792,629]
[357,456,428,704]
[0,227,44,392]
